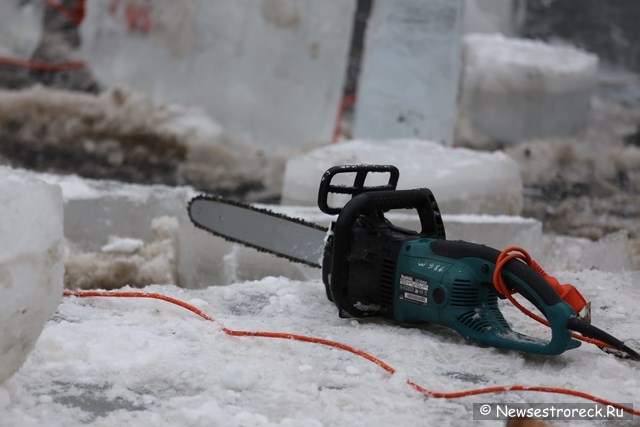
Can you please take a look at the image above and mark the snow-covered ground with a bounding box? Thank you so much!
[2,270,638,426]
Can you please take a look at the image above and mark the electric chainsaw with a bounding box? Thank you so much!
[188,164,639,359]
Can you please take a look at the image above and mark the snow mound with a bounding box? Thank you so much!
[65,216,179,290]
[0,86,275,195]
[0,85,223,156]
[0,167,64,385]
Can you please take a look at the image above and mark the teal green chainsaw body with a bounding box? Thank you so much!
[393,238,581,355]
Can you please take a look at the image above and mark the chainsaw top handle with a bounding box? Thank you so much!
[328,187,445,318]
[318,165,400,215]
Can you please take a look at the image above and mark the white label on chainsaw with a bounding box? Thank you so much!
[399,274,429,306]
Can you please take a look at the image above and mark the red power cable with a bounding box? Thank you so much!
[62,288,639,417]
[0,57,86,72]
[44,0,86,26]
[332,93,357,143]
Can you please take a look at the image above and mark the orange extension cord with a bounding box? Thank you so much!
[62,285,639,417]
[0,57,86,73]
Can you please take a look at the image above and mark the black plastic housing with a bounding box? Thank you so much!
[321,187,445,318]
[323,214,415,318]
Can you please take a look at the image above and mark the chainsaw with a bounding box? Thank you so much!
[188,164,639,359]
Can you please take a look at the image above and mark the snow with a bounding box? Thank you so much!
[0,85,285,198]
[0,85,225,161]
[100,238,145,254]
[0,167,64,385]
[464,34,598,83]
[38,173,160,203]
[65,217,179,290]
[2,271,639,426]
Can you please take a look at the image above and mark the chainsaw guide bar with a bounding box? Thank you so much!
[188,194,328,268]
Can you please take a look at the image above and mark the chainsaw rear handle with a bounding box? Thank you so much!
[318,165,400,215]
[431,239,579,355]
[328,189,446,318]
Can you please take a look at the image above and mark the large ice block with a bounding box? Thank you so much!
[352,0,464,145]
[457,34,599,148]
[40,174,194,251]
[281,139,523,215]
[80,0,355,149]
[0,0,43,58]
[0,167,64,384]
